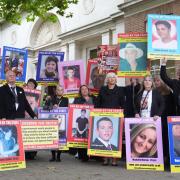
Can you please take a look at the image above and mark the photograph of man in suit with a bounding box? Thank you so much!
[0,70,37,119]
[91,117,118,151]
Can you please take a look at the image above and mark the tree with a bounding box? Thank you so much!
[0,0,78,24]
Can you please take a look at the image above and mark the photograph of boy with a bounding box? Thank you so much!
[152,20,178,50]
[91,117,118,151]
[75,109,89,138]
[172,124,180,157]
[63,66,81,89]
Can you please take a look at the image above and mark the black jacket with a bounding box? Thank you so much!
[160,65,180,115]
[96,85,125,109]
[0,84,36,119]
[134,89,165,117]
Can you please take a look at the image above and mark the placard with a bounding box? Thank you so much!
[0,120,25,171]
[67,104,93,148]
[125,118,164,171]
[88,108,124,158]
[148,14,180,60]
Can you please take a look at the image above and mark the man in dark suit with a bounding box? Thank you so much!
[0,70,36,119]
[91,117,118,151]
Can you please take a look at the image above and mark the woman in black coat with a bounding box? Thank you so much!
[135,75,164,120]
[74,85,96,162]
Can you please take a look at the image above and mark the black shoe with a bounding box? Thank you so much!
[49,158,56,162]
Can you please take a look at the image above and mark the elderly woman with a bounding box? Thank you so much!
[96,72,125,166]
[130,123,157,158]
[135,75,164,120]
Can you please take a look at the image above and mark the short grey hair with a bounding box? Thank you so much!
[104,72,117,85]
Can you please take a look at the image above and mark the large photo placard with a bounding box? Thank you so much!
[86,59,106,93]
[125,118,164,171]
[67,104,93,148]
[1,46,28,82]
[38,108,69,150]
[148,14,180,60]
[20,120,59,150]
[168,116,180,173]
[36,51,64,83]
[0,120,25,171]
[97,45,119,72]
[88,108,124,158]
[118,33,149,77]
[24,88,41,118]
[58,60,85,95]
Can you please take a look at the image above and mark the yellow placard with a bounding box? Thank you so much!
[0,161,26,171]
[59,146,69,151]
[170,165,180,173]
[127,163,164,171]
[148,54,180,60]
[67,142,88,148]
[90,112,124,118]
[88,149,121,158]
[117,71,150,77]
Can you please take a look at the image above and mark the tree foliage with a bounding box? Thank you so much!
[0,0,78,24]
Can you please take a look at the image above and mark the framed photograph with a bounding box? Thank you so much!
[38,107,69,150]
[88,108,124,158]
[1,46,28,82]
[20,119,59,150]
[58,60,85,95]
[24,88,41,118]
[0,120,25,171]
[168,116,180,173]
[118,33,149,77]
[125,118,164,171]
[86,59,106,92]
[67,104,93,148]
[36,51,64,82]
[148,14,180,60]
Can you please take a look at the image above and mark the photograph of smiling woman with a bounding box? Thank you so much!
[130,123,157,158]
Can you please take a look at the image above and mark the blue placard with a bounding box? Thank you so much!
[1,46,28,82]
[148,14,180,60]
[36,51,64,82]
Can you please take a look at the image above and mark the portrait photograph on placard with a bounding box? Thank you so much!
[86,59,106,92]
[36,51,64,82]
[24,88,41,118]
[90,116,119,151]
[58,60,85,95]
[148,14,180,60]
[168,117,180,173]
[1,46,28,82]
[67,104,93,148]
[125,118,164,171]
[118,33,149,77]
[88,108,123,158]
[0,120,25,171]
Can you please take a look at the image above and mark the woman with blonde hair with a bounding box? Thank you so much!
[135,75,164,120]
[130,123,157,158]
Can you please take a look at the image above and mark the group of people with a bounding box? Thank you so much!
[0,56,180,167]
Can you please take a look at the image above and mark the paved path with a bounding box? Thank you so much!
[0,151,180,180]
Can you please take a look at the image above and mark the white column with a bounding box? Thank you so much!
[101,31,111,45]
[68,41,76,61]
[26,58,36,82]
[61,44,68,61]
